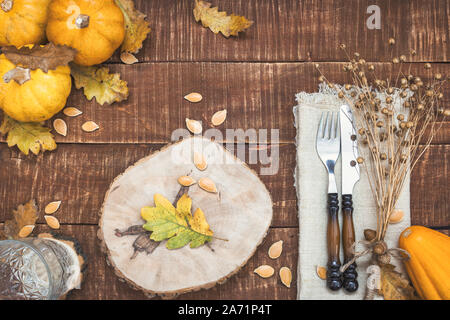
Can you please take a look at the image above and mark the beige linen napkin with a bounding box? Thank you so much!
[293,84,411,300]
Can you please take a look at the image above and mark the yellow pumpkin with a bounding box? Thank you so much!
[0,53,72,122]
[46,0,125,66]
[399,226,450,300]
[0,0,52,47]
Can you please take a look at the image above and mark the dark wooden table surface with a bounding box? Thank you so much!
[0,0,448,299]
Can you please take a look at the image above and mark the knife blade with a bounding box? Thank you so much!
[339,104,360,292]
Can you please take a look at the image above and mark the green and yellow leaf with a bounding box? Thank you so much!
[0,115,57,155]
[193,0,253,37]
[70,63,129,106]
[115,0,151,54]
[141,193,213,249]
[1,200,38,240]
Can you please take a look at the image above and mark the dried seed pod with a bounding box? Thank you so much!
[177,175,196,187]
[198,177,217,193]
[373,241,388,255]
[211,109,227,126]
[268,240,283,259]
[18,225,35,238]
[254,265,274,278]
[377,253,391,265]
[82,121,99,132]
[44,215,60,229]
[63,107,83,117]
[389,209,404,224]
[316,265,327,280]
[279,267,292,288]
[185,118,202,135]
[53,118,67,136]
[193,152,207,171]
[364,229,377,241]
[120,52,138,65]
[184,92,203,103]
[45,200,61,214]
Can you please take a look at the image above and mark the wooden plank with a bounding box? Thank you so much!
[0,143,297,228]
[1,62,444,145]
[108,0,448,62]
[0,143,448,229]
[29,224,298,300]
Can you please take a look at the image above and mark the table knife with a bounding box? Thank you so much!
[339,105,360,292]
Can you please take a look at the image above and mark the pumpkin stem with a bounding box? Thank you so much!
[3,67,31,85]
[1,0,13,12]
[75,14,90,29]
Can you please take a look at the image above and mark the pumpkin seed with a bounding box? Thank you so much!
[268,240,283,259]
[194,152,207,171]
[184,92,203,103]
[120,52,138,65]
[63,107,83,117]
[53,118,67,136]
[178,176,196,187]
[186,118,202,135]
[44,201,61,214]
[18,225,35,238]
[198,177,217,193]
[254,265,274,278]
[211,109,227,126]
[82,121,99,132]
[44,215,60,229]
[389,209,404,224]
[316,265,327,280]
[279,267,292,288]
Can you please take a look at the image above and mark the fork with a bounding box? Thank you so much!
[316,111,342,291]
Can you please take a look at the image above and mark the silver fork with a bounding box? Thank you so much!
[316,111,342,291]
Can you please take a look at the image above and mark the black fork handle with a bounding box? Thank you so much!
[342,194,358,292]
[326,193,342,290]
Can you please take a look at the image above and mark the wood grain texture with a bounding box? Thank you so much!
[0,62,444,145]
[108,0,449,62]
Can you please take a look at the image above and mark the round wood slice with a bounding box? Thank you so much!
[98,137,273,298]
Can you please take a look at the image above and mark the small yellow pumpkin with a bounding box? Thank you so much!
[0,53,72,122]
[0,0,52,47]
[46,0,125,66]
[399,226,450,300]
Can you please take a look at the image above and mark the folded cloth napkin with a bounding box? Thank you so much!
[293,84,411,300]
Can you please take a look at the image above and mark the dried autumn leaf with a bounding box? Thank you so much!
[193,0,253,38]
[141,193,214,249]
[0,115,57,155]
[115,0,151,54]
[1,43,77,73]
[70,63,129,106]
[2,200,39,240]
[380,264,418,300]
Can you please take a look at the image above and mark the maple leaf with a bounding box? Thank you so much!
[380,264,418,300]
[0,114,57,155]
[1,200,39,240]
[193,0,253,37]
[141,193,214,249]
[70,63,129,106]
[115,0,151,54]
[1,43,77,73]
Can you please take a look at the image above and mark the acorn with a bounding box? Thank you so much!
[364,229,377,241]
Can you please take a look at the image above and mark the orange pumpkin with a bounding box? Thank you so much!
[46,0,125,66]
[399,226,450,300]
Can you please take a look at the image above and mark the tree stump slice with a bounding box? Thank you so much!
[99,137,273,297]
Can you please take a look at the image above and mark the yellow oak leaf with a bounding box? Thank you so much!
[1,200,39,240]
[193,0,253,37]
[0,114,57,155]
[115,0,151,54]
[380,264,418,300]
[70,63,129,106]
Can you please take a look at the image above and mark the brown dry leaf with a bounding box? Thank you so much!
[193,0,253,37]
[0,115,57,155]
[115,0,151,54]
[120,52,138,65]
[2,43,77,73]
[1,200,39,240]
[380,264,418,300]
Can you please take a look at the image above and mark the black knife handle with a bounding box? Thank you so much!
[342,194,358,292]
[326,193,342,291]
